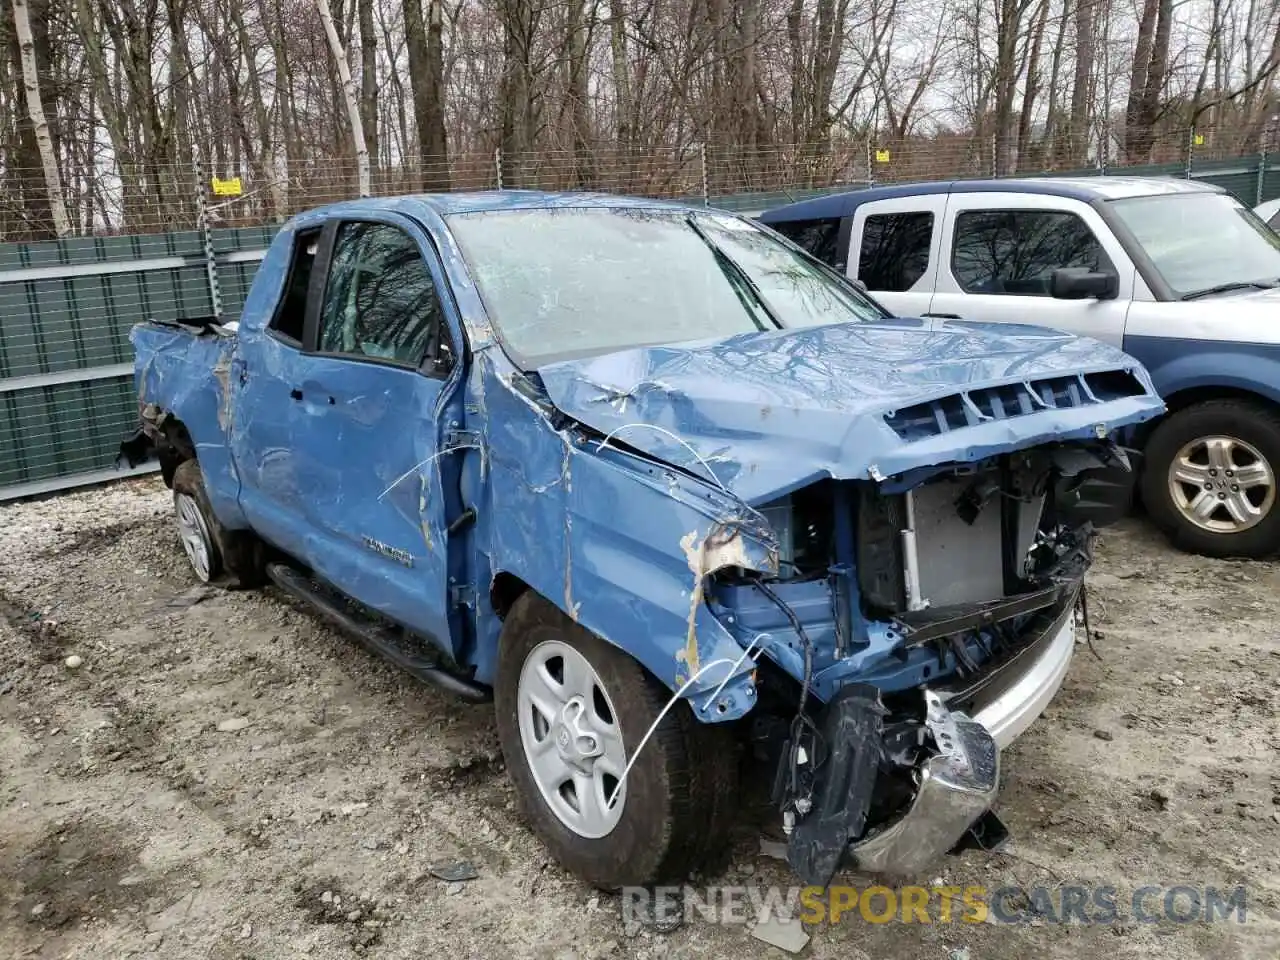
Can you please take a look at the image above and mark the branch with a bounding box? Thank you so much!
[1192,57,1280,125]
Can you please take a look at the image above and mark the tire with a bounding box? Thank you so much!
[1141,399,1280,559]
[171,460,265,588]
[494,593,738,889]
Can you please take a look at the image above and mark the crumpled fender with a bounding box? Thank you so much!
[464,350,777,722]
[130,323,247,528]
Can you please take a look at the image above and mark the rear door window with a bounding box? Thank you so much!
[951,209,1111,296]
[769,217,843,268]
[858,212,934,291]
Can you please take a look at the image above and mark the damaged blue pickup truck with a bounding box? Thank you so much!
[119,192,1165,890]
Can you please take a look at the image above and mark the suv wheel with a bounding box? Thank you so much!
[494,593,738,889]
[1141,399,1280,558]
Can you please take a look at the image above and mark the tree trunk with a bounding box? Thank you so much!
[404,0,449,190]
[608,0,632,153]
[1069,0,1094,164]
[1016,0,1050,171]
[12,0,66,236]
[991,0,1024,175]
[564,0,594,187]
[499,0,536,187]
[1043,0,1068,166]
[358,0,379,172]
[3,0,52,236]
[1124,0,1171,162]
[316,0,370,196]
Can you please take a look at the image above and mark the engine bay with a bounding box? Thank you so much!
[705,438,1136,885]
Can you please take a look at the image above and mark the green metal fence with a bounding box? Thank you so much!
[3,154,1280,501]
[0,226,274,499]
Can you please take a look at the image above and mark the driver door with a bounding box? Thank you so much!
[251,214,463,652]
[926,193,1135,347]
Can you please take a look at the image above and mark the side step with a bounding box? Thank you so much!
[265,563,491,703]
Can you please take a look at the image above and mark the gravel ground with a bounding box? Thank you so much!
[2,476,1279,960]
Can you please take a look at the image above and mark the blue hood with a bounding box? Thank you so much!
[535,318,1165,503]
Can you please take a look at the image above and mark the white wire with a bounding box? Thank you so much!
[605,636,766,810]
[594,422,729,494]
[375,443,480,500]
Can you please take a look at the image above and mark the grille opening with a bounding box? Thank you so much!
[1084,369,1145,401]
[884,369,1145,441]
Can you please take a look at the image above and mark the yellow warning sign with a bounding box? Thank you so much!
[875,149,891,163]
[1193,133,1205,146]
[211,176,243,197]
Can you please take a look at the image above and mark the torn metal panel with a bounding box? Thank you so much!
[129,323,247,528]
[464,352,773,720]
[535,318,1165,503]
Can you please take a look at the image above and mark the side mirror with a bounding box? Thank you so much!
[1051,266,1119,300]
[849,276,867,293]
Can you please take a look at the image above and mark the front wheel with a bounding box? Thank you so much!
[1141,399,1280,558]
[494,593,738,889]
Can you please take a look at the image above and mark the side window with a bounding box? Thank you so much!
[858,212,934,291]
[770,217,842,267]
[268,227,321,343]
[318,222,446,367]
[1267,209,1280,230]
[952,209,1112,296]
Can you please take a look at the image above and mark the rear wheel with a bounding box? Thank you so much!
[1141,399,1280,558]
[171,460,265,587]
[494,593,738,889]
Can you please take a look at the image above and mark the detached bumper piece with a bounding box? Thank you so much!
[781,596,1079,885]
[784,689,1000,886]
[849,692,999,875]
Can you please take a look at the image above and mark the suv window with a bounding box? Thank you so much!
[858,212,934,291]
[769,217,843,267]
[318,222,446,367]
[952,209,1111,296]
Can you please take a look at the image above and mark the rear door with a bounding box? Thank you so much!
[848,195,946,320]
[927,192,1135,346]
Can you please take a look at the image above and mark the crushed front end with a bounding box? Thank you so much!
[707,439,1132,886]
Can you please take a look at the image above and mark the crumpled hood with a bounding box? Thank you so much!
[535,317,1164,503]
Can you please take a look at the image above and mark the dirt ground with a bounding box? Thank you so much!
[1,476,1278,960]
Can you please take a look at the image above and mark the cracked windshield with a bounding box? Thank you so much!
[448,207,882,366]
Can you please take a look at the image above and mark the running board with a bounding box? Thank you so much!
[265,563,491,703]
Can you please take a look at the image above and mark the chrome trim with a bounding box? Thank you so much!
[851,708,999,874]
[848,612,1076,873]
[971,611,1076,749]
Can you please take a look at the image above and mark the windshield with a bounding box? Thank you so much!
[447,207,885,367]
[1110,192,1280,298]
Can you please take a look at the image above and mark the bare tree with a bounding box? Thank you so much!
[317,0,371,196]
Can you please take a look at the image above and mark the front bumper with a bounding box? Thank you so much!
[847,600,1076,874]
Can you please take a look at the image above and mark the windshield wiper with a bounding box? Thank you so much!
[1180,280,1277,301]
[684,213,783,330]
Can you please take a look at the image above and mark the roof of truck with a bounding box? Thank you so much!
[757,176,1223,223]
[303,190,695,223]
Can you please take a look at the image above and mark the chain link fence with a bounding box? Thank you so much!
[2,121,1280,499]
[1,122,1275,241]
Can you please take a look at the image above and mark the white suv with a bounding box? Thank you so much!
[761,176,1280,558]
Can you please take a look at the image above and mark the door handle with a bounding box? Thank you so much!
[290,388,303,401]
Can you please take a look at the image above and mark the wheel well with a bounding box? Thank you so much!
[489,571,532,620]
[1135,385,1278,446]
[153,415,196,488]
